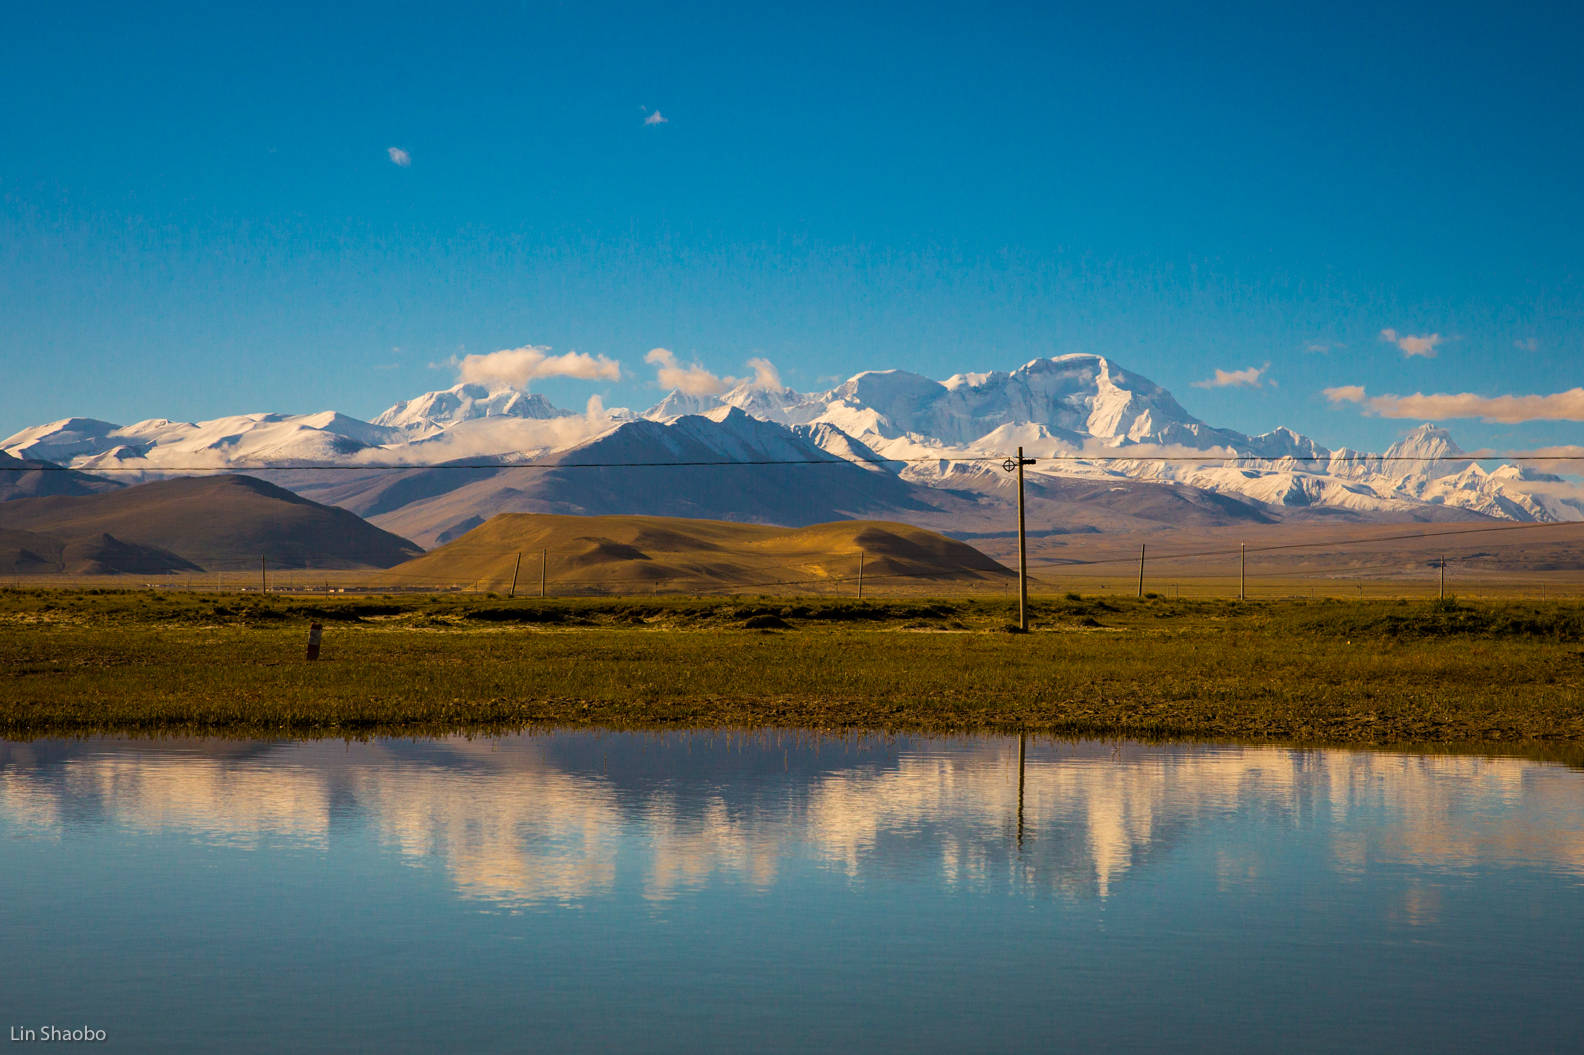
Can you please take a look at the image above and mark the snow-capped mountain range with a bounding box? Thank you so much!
[5,355,1580,545]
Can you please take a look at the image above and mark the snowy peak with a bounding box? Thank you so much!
[812,354,1220,449]
[1372,424,1473,485]
[2,418,127,462]
[1384,423,1464,462]
[641,353,1232,452]
[643,388,722,421]
[374,383,571,435]
[559,406,847,468]
[1244,426,1330,461]
[645,379,822,425]
[719,379,819,423]
[790,421,897,473]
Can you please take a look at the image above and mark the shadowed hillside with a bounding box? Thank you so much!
[0,451,118,502]
[0,528,200,575]
[0,475,422,572]
[384,512,1013,591]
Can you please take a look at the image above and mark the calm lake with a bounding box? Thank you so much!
[3,732,1582,1052]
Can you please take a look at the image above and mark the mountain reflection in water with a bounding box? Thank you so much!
[4,733,1581,911]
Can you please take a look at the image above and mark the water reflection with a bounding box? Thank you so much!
[2,734,1582,909]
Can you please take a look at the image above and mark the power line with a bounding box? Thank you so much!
[6,453,1584,472]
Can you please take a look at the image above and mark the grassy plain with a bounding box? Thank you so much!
[2,588,1582,749]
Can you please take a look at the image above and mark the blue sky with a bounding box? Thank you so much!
[3,0,1581,452]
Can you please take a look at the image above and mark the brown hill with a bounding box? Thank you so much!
[0,475,422,573]
[0,528,200,576]
[383,513,1013,592]
[0,451,118,502]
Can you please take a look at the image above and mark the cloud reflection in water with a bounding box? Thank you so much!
[2,735,1581,911]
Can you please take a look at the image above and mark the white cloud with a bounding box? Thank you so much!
[454,345,621,388]
[1192,363,1268,389]
[644,351,787,395]
[1514,337,1541,353]
[746,357,782,390]
[387,146,412,167]
[643,110,668,126]
[1323,384,1584,423]
[1464,444,1584,461]
[645,348,729,396]
[1379,328,1441,358]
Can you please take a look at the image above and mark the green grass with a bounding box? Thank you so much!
[2,588,1582,749]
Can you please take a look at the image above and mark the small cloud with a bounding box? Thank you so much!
[645,348,730,396]
[1305,342,1341,355]
[387,146,412,167]
[746,357,782,390]
[1514,337,1540,353]
[1379,328,1441,358]
[640,106,668,126]
[453,344,621,388]
[1323,384,1584,423]
[1323,384,1368,405]
[1192,363,1269,389]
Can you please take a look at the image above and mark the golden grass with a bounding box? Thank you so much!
[2,589,1582,747]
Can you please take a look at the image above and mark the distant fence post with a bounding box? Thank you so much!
[858,551,865,600]
[306,622,323,661]
[509,552,522,599]
[1137,544,1145,598]
[540,549,547,598]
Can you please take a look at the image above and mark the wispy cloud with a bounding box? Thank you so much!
[1324,384,1584,423]
[1463,444,1584,461]
[746,357,782,390]
[1514,337,1541,353]
[642,108,668,126]
[1305,341,1341,354]
[1192,363,1269,389]
[387,146,412,167]
[644,350,785,395]
[454,345,621,388]
[1379,328,1441,358]
[645,348,728,395]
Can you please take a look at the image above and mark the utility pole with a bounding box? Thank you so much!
[1137,544,1146,598]
[1240,542,1246,601]
[1003,447,1036,631]
[509,553,522,599]
[857,551,865,600]
[260,555,267,594]
[540,549,547,598]
[1440,555,1446,600]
